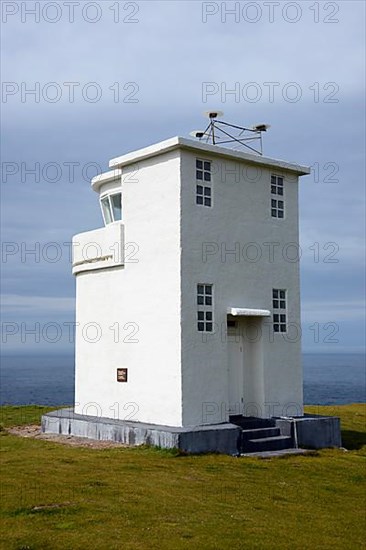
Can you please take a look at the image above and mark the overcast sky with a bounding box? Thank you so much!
[1,0,365,354]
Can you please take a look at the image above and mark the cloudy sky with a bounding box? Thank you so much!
[1,0,365,354]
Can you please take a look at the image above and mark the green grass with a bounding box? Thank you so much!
[0,404,365,550]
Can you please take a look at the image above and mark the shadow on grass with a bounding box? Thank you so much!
[341,429,366,450]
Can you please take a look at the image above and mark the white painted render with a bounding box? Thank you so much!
[72,223,124,275]
[74,152,183,426]
[179,147,306,425]
[73,137,310,427]
[108,137,309,176]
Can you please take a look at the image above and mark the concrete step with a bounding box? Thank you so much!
[230,416,276,430]
[243,435,293,453]
[241,427,281,441]
[240,448,311,459]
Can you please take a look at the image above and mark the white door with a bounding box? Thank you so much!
[227,330,244,415]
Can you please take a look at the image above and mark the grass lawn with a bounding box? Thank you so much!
[0,404,365,550]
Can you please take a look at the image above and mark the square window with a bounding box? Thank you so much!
[273,314,279,322]
[196,170,203,180]
[205,296,212,306]
[196,185,212,208]
[278,200,284,208]
[206,322,213,332]
[197,285,204,294]
[196,160,203,169]
[280,324,287,332]
[206,311,213,321]
[278,210,284,218]
[273,290,286,308]
[280,314,286,322]
[205,285,212,294]
[197,296,204,305]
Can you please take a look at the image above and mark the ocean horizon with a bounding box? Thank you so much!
[0,352,365,408]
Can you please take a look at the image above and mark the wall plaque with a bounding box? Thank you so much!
[117,368,128,382]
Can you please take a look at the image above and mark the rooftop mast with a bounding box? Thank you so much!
[190,111,270,155]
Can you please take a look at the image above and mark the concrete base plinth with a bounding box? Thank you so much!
[274,414,342,449]
[41,408,241,455]
[41,409,342,454]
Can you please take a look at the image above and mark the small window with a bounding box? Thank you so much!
[196,185,212,207]
[271,175,284,195]
[271,199,284,219]
[100,192,122,225]
[272,289,287,333]
[271,175,285,218]
[196,159,211,182]
[197,283,212,306]
[197,284,213,332]
[196,159,212,207]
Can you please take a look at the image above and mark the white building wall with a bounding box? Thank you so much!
[74,150,183,426]
[73,138,307,429]
[180,150,303,426]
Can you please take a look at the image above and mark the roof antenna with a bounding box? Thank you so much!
[190,111,270,155]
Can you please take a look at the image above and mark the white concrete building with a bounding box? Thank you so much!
[72,137,311,429]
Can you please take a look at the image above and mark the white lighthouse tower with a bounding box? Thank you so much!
[43,118,341,454]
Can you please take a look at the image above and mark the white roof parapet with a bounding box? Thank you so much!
[227,307,271,317]
[91,168,122,192]
[109,136,310,176]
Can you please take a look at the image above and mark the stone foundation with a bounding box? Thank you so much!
[41,408,342,454]
[41,408,241,454]
[274,414,342,449]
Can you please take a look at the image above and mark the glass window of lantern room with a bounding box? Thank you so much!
[101,196,113,225]
[111,193,122,221]
[100,192,122,225]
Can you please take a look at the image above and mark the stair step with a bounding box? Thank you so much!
[242,435,293,453]
[241,427,280,440]
[240,448,310,459]
[230,416,276,430]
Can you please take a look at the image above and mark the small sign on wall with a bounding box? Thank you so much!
[117,368,128,382]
